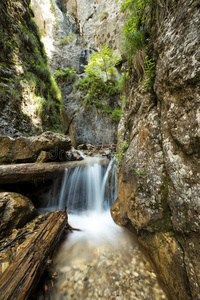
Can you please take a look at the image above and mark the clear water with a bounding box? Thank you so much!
[42,155,167,299]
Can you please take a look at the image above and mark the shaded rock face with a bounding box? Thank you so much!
[0,0,62,137]
[111,1,200,299]
[31,0,124,146]
[0,192,37,238]
[0,131,71,164]
[62,84,120,146]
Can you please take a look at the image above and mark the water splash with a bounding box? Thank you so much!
[41,154,167,300]
[58,156,117,213]
[41,156,118,214]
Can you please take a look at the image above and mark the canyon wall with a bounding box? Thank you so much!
[111,0,200,299]
[0,0,62,137]
[31,0,125,146]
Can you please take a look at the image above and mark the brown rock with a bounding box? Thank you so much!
[0,192,37,238]
[111,0,200,298]
[36,151,52,163]
[0,131,71,164]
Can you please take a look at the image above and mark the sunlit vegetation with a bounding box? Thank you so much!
[75,44,122,122]
[0,10,62,133]
[121,0,155,88]
[54,68,78,84]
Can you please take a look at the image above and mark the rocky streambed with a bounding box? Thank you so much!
[49,213,167,300]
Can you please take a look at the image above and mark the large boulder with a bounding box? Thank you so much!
[0,192,37,238]
[0,131,71,164]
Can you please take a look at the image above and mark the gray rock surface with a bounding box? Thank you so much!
[111,1,200,299]
[31,0,124,146]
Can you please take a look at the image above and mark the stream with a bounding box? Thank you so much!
[41,155,167,300]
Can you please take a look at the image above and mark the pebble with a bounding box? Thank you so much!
[49,229,167,300]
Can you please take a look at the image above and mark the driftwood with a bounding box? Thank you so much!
[0,158,108,185]
[65,223,82,232]
[0,210,68,300]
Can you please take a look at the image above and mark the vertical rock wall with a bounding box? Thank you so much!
[0,0,62,137]
[111,0,200,299]
[31,0,125,146]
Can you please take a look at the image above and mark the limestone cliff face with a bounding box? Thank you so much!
[111,1,200,299]
[31,0,124,146]
[0,0,62,137]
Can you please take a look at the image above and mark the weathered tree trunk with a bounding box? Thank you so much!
[0,162,74,184]
[0,159,108,185]
[0,210,68,300]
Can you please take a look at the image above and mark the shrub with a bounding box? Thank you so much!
[111,108,122,122]
[54,68,77,83]
[85,44,121,81]
[121,0,150,59]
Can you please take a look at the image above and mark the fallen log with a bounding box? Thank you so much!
[0,210,68,300]
[0,230,27,252]
[0,158,108,185]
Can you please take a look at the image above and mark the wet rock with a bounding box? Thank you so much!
[0,131,71,164]
[50,228,167,300]
[0,192,37,238]
[65,151,83,161]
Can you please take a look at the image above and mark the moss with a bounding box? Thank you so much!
[75,74,122,121]
[150,214,173,232]
[99,11,109,21]
[150,175,173,232]
[0,1,63,134]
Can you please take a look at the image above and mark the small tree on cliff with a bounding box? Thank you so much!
[85,44,121,81]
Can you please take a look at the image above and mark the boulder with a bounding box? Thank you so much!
[0,131,71,164]
[0,192,37,238]
[36,151,52,163]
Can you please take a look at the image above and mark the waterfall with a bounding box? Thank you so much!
[43,156,118,214]
[46,156,167,300]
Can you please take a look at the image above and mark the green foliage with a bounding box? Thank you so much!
[122,27,145,60]
[50,126,64,134]
[54,68,77,83]
[136,168,143,177]
[50,75,62,103]
[142,55,155,90]
[115,141,129,165]
[85,44,121,81]
[76,73,122,111]
[111,108,122,121]
[0,86,21,103]
[121,0,150,59]
[99,11,109,21]
[75,45,122,122]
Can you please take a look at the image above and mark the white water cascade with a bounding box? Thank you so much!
[43,156,118,214]
[41,155,167,299]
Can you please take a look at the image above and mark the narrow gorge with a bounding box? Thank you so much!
[0,0,199,299]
